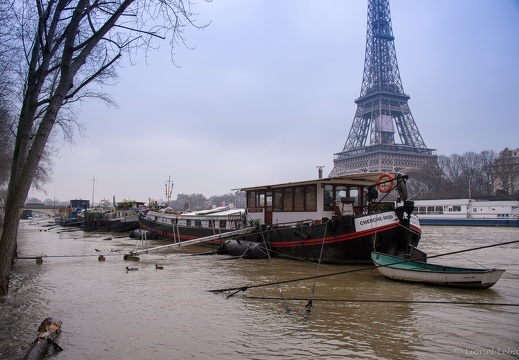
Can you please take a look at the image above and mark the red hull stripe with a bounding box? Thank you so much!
[271,222,402,248]
[141,222,421,247]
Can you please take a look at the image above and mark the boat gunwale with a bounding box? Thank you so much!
[372,252,505,275]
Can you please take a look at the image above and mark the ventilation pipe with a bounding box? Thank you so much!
[316,166,324,179]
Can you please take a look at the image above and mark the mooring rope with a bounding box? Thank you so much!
[130,231,149,255]
[209,239,519,294]
[16,252,123,259]
[253,225,291,313]
[305,221,329,316]
[244,296,519,307]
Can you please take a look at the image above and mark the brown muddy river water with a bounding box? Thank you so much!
[1,220,518,359]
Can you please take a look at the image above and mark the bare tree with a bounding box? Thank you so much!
[0,106,14,191]
[458,151,479,197]
[407,157,443,199]
[0,0,17,194]
[479,150,497,195]
[0,0,208,295]
[410,151,500,200]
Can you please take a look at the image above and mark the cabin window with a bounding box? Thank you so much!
[324,185,334,211]
[246,190,268,208]
[195,219,202,227]
[305,185,317,211]
[335,186,347,206]
[248,185,316,212]
[266,192,273,207]
[247,191,256,208]
[323,184,361,211]
[294,186,305,211]
[427,206,434,213]
[208,219,214,228]
[257,193,265,207]
[219,220,226,229]
[453,206,461,212]
[435,206,443,214]
[350,187,360,206]
[283,188,293,211]
[273,190,283,211]
[186,219,192,227]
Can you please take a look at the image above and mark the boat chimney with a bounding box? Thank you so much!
[316,166,324,179]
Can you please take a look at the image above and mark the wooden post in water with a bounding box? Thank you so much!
[23,317,63,360]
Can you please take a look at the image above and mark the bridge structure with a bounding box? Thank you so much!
[23,204,64,218]
[329,0,436,176]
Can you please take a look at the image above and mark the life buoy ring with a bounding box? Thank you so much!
[377,173,395,193]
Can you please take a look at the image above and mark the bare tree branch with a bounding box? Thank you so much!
[0,0,210,295]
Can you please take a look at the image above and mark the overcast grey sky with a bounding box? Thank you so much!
[28,0,519,205]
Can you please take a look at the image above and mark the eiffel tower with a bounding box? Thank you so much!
[329,0,436,177]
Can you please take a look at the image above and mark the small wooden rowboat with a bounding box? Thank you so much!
[371,252,505,289]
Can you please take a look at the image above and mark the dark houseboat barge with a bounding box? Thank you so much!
[139,172,421,264]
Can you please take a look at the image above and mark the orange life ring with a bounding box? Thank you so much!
[377,173,395,193]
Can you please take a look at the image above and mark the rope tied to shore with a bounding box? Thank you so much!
[209,239,519,295]
[245,297,519,307]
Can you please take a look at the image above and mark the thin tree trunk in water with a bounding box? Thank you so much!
[22,317,63,360]
[0,190,24,295]
[0,0,189,296]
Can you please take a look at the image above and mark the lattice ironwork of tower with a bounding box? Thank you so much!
[329,0,436,177]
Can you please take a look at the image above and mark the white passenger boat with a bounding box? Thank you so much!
[413,199,519,226]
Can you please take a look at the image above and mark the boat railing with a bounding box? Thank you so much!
[270,219,315,229]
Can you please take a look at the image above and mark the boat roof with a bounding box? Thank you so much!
[191,206,244,216]
[173,206,245,218]
[238,172,404,191]
[414,199,519,207]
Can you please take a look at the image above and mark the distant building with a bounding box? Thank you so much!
[493,148,519,196]
[70,199,90,211]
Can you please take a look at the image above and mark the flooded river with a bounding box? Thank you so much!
[1,221,518,359]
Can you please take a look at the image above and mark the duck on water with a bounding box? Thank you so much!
[137,172,422,264]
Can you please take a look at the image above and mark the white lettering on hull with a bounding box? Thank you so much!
[355,212,399,231]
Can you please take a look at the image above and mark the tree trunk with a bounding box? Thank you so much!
[22,317,63,360]
[0,0,191,296]
[0,193,23,295]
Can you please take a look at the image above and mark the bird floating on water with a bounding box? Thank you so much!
[155,264,164,270]
[125,267,138,272]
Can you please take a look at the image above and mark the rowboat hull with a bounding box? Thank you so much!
[371,252,505,289]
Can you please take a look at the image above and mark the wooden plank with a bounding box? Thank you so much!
[130,226,257,256]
